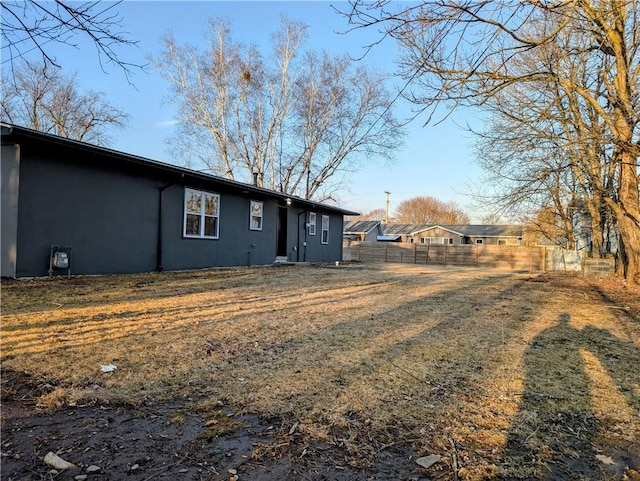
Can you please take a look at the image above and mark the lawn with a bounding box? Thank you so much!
[1,263,639,480]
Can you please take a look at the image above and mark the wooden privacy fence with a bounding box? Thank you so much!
[342,241,545,272]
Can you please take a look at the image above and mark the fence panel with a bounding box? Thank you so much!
[343,241,545,272]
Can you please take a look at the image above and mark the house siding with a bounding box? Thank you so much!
[15,147,161,276]
[159,185,282,270]
[297,210,343,263]
[1,144,20,278]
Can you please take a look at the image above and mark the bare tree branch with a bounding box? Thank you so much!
[1,62,129,146]
[338,0,640,284]
[152,15,405,200]
[1,1,145,83]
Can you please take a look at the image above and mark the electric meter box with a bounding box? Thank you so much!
[48,245,72,277]
[53,251,69,269]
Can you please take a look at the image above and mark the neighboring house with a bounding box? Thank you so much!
[343,220,383,241]
[570,203,618,256]
[1,123,357,278]
[349,223,524,245]
[410,224,523,246]
[379,223,430,243]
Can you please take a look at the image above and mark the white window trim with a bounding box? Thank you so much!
[184,188,220,239]
[308,212,316,236]
[475,239,484,244]
[249,200,263,231]
[321,214,329,244]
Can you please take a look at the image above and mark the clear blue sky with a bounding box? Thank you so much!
[18,1,488,221]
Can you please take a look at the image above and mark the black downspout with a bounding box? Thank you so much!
[297,209,307,262]
[157,184,173,272]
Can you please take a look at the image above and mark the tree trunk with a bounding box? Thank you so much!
[610,148,640,285]
[586,194,605,258]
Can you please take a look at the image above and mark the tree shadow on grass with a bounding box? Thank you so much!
[500,312,640,480]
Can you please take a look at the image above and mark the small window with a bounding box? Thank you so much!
[250,200,263,231]
[498,239,507,245]
[308,212,316,235]
[321,214,329,244]
[476,239,483,244]
[184,188,219,238]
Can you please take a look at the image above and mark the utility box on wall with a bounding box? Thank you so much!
[49,245,72,277]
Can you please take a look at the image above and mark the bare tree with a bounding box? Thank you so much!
[1,1,142,80]
[472,21,618,260]
[348,208,386,221]
[394,196,470,224]
[1,62,129,146]
[340,1,640,284]
[151,15,404,200]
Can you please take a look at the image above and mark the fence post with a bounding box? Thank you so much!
[444,243,447,266]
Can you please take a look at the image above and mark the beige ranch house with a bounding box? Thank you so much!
[344,222,523,245]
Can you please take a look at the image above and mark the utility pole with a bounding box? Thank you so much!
[384,191,391,224]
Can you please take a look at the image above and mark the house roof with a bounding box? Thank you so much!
[1,122,359,216]
[449,224,523,237]
[381,223,433,236]
[380,223,523,237]
[343,220,381,234]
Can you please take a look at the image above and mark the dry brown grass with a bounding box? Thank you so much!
[2,263,639,480]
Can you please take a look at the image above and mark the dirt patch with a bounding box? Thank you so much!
[1,264,639,480]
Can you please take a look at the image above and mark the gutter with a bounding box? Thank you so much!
[157,183,173,271]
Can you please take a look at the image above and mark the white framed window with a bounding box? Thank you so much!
[475,239,484,244]
[184,188,220,239]
[422,237,453,244]
[250,200,263,231]
[308,212,316,235]
[321,214,329,244]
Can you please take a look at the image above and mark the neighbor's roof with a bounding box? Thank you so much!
[381,223,523,237]
[450,224,523,237]
[343,220,381,234]
[381,223,432,236]
[1,122,359,216]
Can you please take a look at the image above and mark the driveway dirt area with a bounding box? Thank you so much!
[1,263,639,480]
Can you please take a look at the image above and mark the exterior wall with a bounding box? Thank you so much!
[363,228,380,242]
[159,184,282,270]
[1,144,20,277]
[292,209,344,263]
[15,148,162,277]
[414,227,463,244]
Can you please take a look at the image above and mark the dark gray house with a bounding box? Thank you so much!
[1,123,357,278]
